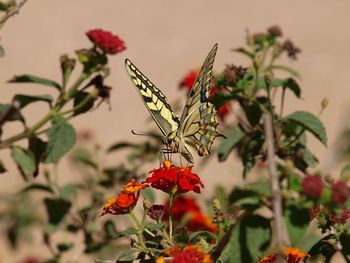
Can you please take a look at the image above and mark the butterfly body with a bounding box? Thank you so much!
[125,44,221,163]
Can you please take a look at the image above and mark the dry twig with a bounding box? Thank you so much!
[0,0,28,25]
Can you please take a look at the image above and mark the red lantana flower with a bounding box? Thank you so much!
[86,29,126,55]
[156,245,213,263]
[100,179,147,216]
[331,180,349,205]
[257,248,309,263]
[164,196,216,233]
[302,175,323,198]
[146,161,204,194]
[179,69,199,91]
[209,86,231,121]
[257,253,278,263]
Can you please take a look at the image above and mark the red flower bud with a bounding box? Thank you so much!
[302,175,323,198]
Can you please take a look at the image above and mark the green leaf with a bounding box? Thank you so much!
[44,198,71,225]
[218,127,244,162]
[28,136,47,177]
[270,65,301,79]
[70,148,97,169]
[0,103,25,123]
[57,242,73,252]
[73,91,94,116]
[11,147,36,179]
[0,44,5,57]
[285,205,310,245]
[107,142,138,152]
[21,183,53,194]
[104,220,118,239]
[141,187,155,203]
[114,228,138,239]
[232,47,255,58]
[59,183,82,200]
[145,223,164,231]
[284,111,327,146]
[189,231,217,243]
[12,94,53,109]
[270,78,301,98]
[45,115,76,163]
[340,163,350,181]
[8,75,61,91]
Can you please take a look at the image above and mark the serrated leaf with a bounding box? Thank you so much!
[8,75,61,91]
[284,111,327,146]
[218,127,244,162]
[12,94,53,109]
[70,148,97,168]
[11,147,36,179]
[145,223,164,231]
[73,91,94,116]
[28,136,47,177]
[270,78,301,98]
[45,115,76,163]
[21,183,53,194]
[104,220,118,239]
[0,103,25,123]
[141,187,155,203]
[44,198,71,225]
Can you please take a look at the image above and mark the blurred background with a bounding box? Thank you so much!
[0,0,350,261]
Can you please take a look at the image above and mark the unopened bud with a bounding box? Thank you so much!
[321,97,329,110]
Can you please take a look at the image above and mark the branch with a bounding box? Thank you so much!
[0,0,28,25]
[262,114,291,249]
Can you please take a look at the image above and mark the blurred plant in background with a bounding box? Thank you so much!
[1,6,350,262]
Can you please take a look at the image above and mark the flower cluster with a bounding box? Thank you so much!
[146,160,204,194]
[164,196,217,233]
[309,205,350,227]
[86,29,126,55]
[156,245,213,263]
[100,179,147,216]
[258,247,309,263]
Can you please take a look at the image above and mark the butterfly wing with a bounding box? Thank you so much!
[125,59,179,136]
[177,44,221,157]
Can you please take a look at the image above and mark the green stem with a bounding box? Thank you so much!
[129,209,148,252]
[168,193,175,241]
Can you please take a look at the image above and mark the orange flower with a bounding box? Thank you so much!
[257,253,278,263]
[123,179,148,193]
[285,247,309,263]
[100,179,148,216]
[157,245,212,263]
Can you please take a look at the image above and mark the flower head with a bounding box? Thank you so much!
[257,253,278,263]
[164,196,216,233]
[267,25,283,37]
[302,175,323,198]
[100,179,147,216]
[282,39,301,60]
[147,204,165,220]
[86,29,126,55]
[331,180,349,204]
[156,245,212,263]
[285,247,309,263]
[146,161,204,194]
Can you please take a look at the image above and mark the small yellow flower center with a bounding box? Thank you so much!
[163,160,171,168]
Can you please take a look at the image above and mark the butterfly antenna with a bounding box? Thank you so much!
[131,130,152,136]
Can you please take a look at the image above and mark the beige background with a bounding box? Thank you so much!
[1,0,350,262]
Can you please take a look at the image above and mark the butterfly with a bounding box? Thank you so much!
[125,44,221,163]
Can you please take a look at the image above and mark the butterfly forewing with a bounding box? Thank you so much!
[125,59,179,136]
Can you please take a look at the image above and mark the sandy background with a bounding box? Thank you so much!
[0,0,350,261]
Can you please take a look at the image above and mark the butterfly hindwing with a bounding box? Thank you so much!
[125,59,179,136]
[178,44,220,156]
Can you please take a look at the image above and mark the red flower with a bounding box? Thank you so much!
[179,69,199,91]
[328,209,350,224]
[100,179,147,216]
[164,196,216,233]
[257,253,278,263]
[331,181,349,204]
[146,161,204,194]
[147,204,165,220]
[302,175,323,198]
[86,29,126,55]
[156,245,212,263]
[209,86,231,121]
[309,206,321,221]
[285,247,309,263]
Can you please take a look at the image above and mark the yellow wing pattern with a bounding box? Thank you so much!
[125,59,179,136]
[178,44,221,157]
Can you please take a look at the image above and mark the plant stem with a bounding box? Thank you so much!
[168,193,175,241]
[129,210,148,252]
[263,114,290,249]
